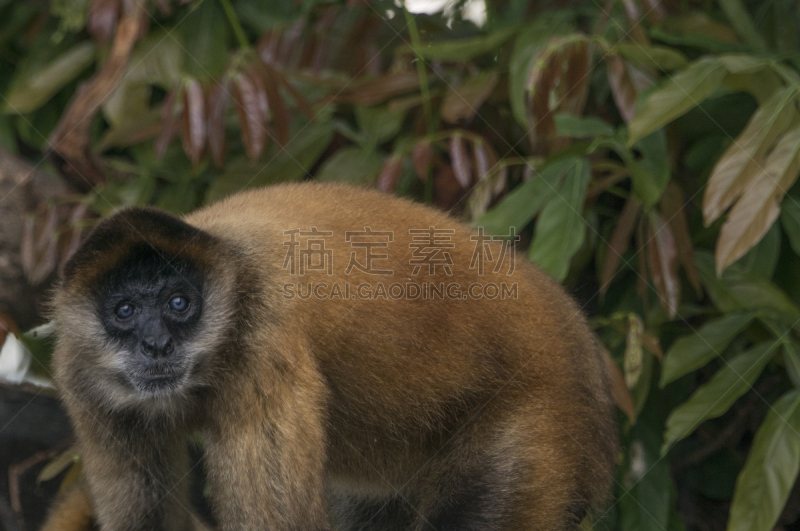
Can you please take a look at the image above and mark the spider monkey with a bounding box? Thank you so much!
[44,183,616,530]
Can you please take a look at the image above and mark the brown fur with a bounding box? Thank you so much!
[47,183,616,530]
[41,481,94,531]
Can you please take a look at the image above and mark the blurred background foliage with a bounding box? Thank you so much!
[4,0,800,530]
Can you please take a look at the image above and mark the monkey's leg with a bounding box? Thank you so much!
[204,357,332,531]
[413,400,593,531]
[328,494,416,531]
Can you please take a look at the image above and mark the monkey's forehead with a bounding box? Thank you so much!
[63,207,217,291]
[99,247,204,296]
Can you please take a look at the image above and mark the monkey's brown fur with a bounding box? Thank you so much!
[46,183,616,530]
[41,481,94,531]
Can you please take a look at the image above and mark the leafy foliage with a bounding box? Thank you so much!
[5,0,800,529]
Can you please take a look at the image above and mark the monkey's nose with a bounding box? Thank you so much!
[141,337,174,357]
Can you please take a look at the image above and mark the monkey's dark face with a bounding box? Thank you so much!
[97,248,204,396]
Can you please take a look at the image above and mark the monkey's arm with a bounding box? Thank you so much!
[204,352,332,531]
[66,409,204,531]
[41,478,213,531]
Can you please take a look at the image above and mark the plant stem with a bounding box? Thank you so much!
[218,0,249,50]
[403,6,435,202]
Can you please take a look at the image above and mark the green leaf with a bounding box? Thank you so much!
[718,0,768,51]
[509,17,571,127]
[206,121,333,203]
[783,339,800,388]
[156,177,201,215]
[649,28,746,54]
[620,417,672,531]
[411,25,520,61]
[3,41,95,114]
[315,146,384,185]
[696,251,800,316]
[628,57,727,145]
[731,222,780,280]
[780,197,800,257]
[614,43,689,70]
[528,158,590,281]
[662,341,778,454]
[660,312,755,387]
[473,158,568,235]
[355,105,406,145]
[719,54,772,74]
[181,0,231,79]
[627,129,670,206]
[728,390,800,531]
[0,114,17,153]
[103,30,183,126]
[554,113,614,138]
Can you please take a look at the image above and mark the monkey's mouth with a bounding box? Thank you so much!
[132,365,186,392]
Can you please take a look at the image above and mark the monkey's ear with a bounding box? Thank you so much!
[63,207,218,284]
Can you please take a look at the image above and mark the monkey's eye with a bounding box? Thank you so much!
[115,303,135,319]
[169,295,189,312]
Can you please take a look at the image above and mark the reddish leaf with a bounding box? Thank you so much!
[433,162,464,211]
[87,0,120,45]
[47,1,144,191]
[702,88,797,225]
[647,211,680,319]
[255,63,290,147]
[602,348,636,423]
[621,0,649,45]
[600,196,641,295]
[562,41,590,116]
[449,135,472,188]
[377,157,404,193]
[607,55,652,123]
[21,208,59,286]
[493,165,507,196]
[277,75,313,119]
[181,78,207,166]
[528,50,559,149]
[278,19,305,66]
[660,182,701,295]
[641,332,663,361]
[232,72,269,160]
[58,203,91,275]
[470,140,504,212]
[441,71,499,124]
[413,140,433,181]
[153,0,172,16]
[258,31,282,65]
[155,87,181,159]
[642,0,666,24]
[207,79,230,168]
[335,72,419,106]
[525,38,593,153]
[467,176,493,221]
[473,141,490,182]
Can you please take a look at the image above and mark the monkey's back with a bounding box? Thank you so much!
[186,183,616,509]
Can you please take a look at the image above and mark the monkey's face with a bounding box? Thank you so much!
[96,248,204,396]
